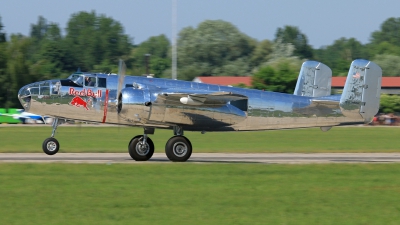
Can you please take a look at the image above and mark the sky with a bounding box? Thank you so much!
[1,0,400,48]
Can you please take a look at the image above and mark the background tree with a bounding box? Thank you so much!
[250,39,273,68]
[366,41,400,57]
[130,35,170,77]
[0,16,6,43]
[176,20,256,80]
[252,57,302,93]
[274,25,313,59]
[314,38,367,76]
[65,11,132,72]
[379,94,400,113]
[30,16,48,44]
[0,16,8,107]
[372,55,400,76]
[4,35,33,108]
[370,17,400,47]
[30,17,72,79]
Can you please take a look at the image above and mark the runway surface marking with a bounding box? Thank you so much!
[1,153,400,164]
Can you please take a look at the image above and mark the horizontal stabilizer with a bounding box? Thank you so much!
[294,61,332,97]
[340,59,382,123]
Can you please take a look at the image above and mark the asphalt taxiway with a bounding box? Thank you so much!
[1,153,400,164]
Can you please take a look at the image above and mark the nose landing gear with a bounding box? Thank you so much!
[42,118,61,155]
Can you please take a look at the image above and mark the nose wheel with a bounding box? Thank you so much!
[42,137,60,155]
[42,118,61,155]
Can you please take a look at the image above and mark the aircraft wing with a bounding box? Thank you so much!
[157,90,248,106]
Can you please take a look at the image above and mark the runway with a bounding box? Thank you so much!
[1,153,400,164]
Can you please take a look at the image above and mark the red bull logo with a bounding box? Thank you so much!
[69,88,102,98]
[70,96,89,110]
[68,88,102,110]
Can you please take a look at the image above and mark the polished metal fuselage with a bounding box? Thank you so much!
[18,74,361,131]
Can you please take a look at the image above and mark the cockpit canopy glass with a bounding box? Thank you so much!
[68,73,84,86]
[67,73,106,88]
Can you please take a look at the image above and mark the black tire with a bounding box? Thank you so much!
[42,137,60,155]
[128,136,154,161]
[165,136,192,162]
[128,135,143,148]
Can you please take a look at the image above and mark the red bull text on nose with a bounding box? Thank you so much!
[69,88,102,98]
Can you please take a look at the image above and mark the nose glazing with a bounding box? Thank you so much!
[18,84,32,111]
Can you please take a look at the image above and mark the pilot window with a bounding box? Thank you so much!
[84,76,96,87]
[98,78,106,88]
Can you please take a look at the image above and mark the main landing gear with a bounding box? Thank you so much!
[42,118,61,155]
[128,134,155,161]
[128,126,192,162]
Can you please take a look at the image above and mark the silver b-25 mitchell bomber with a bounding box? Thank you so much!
[18,59,382,162]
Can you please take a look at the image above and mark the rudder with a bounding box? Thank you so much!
[294,61,332,97]
[339,59,382,123]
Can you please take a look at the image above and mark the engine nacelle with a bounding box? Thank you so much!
[118,88,151,124]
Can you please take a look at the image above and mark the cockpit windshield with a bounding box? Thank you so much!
[69,74,84,86]
[67,73,106,88]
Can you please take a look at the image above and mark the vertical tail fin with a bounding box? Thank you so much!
[340,59,382,123]
[294,61,332,97]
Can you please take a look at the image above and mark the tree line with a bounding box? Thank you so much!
[1,11,400,112]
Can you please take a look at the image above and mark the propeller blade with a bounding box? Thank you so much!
[117,59,126,99]
[117,59,127,124]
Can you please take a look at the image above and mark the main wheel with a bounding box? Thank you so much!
[42,137,60,155]
[165,136,192,162]
[128,135,142,148]
[128,136,154,161]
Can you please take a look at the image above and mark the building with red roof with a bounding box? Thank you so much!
[331,77,400,94]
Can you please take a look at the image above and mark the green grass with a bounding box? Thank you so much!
[0,126,400,153]
[0,163,400,225]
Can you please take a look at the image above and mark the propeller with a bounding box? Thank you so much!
[117,59,127,122]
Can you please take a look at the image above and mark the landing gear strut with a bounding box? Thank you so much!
[42,118,61,155]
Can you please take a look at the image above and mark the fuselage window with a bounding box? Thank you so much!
[40,82,50,95]
[98,78,107,88]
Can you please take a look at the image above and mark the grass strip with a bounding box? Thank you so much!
[0,126,400,153]
[0,163,399,225]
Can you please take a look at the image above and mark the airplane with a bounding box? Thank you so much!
[17,59,382,162]
[0,108,53,124]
